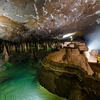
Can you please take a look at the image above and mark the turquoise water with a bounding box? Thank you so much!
[0,60,66,100]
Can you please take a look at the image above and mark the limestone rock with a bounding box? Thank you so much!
[3,45,9,62]
[46,49,66,62]
[84,50,98,63]
[90,50,99,56]
[62,48,94,75]
[5,52,9,63]
[38,48,100,100]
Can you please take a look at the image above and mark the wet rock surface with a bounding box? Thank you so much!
[0,0,100,41]
[38,47,100,100]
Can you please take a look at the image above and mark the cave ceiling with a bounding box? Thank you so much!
[0,0,100,42]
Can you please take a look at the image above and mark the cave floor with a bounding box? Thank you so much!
[0,60,66,100]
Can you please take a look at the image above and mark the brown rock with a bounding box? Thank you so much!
[46,49,66,62]
[63,48,94,75]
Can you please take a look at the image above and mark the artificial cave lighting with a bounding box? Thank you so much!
[70,36,73,42]
[62,32,76,39]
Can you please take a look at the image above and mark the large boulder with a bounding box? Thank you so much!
[46,49,66,62]
[62,48,94,75]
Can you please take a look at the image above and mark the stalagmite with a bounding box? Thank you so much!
[43,42,46,50]
[7,45,10,54]
[5,51,9,62]
[30,43,33,52]
[20,44,22,52]
[30,43,34,53]
[22,43,25,52]
[37,43,40,51]
[12,45,16,52]
[3,45,9,62]
[24,43,27,52]
[27,43,30,51]
[46,42,49,51]
[15,45,18,52]
[3,45,7,55]
[11,45,13,52]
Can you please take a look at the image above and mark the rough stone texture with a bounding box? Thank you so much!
[38,47,100,100]
[62,48,94,75]
[38,59,87,99]
[0,0,100,41]
[46,48,66,62]
[90,49,99,56]
[61,41,88,52]
[84,50,98,63]
[46,47,93,75]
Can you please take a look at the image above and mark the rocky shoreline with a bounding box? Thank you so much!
[38,48,100,100]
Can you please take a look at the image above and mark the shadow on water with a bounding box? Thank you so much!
[0,60,66,100]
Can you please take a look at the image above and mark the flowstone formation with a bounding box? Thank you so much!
[38,43,100,100]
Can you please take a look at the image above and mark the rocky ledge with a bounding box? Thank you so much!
[38,47,100,100]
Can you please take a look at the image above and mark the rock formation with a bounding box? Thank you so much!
[46,45,93,75]
[0,1,100,41]
[38,45,100,100]
[3,45,9,62]
[46,48,66,62]
[62,48,94,75]
[84,50,99,63]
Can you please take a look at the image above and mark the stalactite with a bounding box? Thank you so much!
[46,42,49,51]
[20,44,22,52]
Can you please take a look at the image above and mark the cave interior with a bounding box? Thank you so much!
[0,0,100,100]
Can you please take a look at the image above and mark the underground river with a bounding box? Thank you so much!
[0,59,66,100]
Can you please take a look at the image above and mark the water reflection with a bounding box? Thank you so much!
[0,61,66,100]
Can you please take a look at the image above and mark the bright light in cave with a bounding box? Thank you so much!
[84,26,100,63]
[0,23,5,27]
[62,32,76,39]
[86,26,100,51]
[88,40,99,51]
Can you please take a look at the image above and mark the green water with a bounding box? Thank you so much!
[0,60,66,100]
